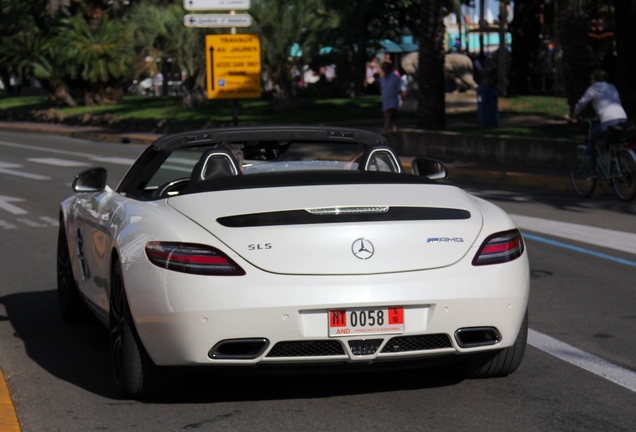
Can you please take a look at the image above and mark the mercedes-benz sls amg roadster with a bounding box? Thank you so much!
[57,126,529,399]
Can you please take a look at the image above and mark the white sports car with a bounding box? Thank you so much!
[57,126,529,399]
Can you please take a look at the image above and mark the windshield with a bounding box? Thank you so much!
[137,141,372,199]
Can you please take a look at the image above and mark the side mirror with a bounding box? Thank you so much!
[411,158,448,180]
[72,167,108,192]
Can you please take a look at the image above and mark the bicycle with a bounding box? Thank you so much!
[570,117,636,201]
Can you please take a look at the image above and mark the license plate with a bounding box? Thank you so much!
[328,307,405,337]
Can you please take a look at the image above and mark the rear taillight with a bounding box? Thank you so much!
[472,229,524,266]
[145,242,245,275]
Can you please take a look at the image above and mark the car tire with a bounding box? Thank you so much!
[462,309,528,379]
[109,258,183,399]
[57,224,90,324]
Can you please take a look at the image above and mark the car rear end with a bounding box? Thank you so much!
[123,182,529,368]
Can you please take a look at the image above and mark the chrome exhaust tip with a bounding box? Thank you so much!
[455,327,500,348]
[209,338,269,359]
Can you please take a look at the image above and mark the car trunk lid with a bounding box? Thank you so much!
[168,183,483,275]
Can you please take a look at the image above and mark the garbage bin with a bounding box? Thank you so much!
[477,86,499,127]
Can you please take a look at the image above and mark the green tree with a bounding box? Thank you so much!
[1,0,137,106]
[0,28,80,106]
[251,0,337,108]
[320,0,410,98]
[54,13,135,105]
[0,0,52,94]
[126,0,208,102]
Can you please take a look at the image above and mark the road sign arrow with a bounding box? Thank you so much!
[183,13,252,28]
[209,45,215,90]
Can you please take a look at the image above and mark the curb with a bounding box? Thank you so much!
[0,369,20,432]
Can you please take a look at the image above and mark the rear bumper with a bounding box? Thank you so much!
[123,255,529,366]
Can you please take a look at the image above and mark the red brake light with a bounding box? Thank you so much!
[145,242,245,275]
[472,229,525,266]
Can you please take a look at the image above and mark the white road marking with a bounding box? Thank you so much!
[513,215,636,391]
[511,214,636,255]
[16,218,48,227]
[162,164,195,173]
[89,156,136,165]
[0,139,103,158]
[0,161,21,169]
[0,195,28,215]
[39,216,59,226]
[529,329,636,393]
[471,189,531,202]
[0,219,17,230]
[27,157,89,167]
[0,161,51,180]
[0,216,57,230]
[1,138,136,174]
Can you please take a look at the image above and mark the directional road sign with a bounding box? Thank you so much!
[205,34,261,99]
[183,0,251,10]
[183,13,252,28]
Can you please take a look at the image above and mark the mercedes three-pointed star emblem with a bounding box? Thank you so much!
[352,238,374,260]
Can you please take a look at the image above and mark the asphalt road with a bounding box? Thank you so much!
[0,130,635,432]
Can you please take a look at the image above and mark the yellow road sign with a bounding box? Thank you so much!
[205,34,261,100]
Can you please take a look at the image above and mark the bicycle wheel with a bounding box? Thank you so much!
[612,148,636,201]
[570,144,596,197]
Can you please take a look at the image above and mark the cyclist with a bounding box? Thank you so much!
[569,69,628,178]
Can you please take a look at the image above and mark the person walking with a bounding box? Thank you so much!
[380,61,406,133]
[570,69,628,177]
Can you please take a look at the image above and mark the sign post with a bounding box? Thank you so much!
[183,0,259,125]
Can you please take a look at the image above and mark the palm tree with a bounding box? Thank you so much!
[0,27,80,106]
[55,13,135,105]
[0,0,55,95]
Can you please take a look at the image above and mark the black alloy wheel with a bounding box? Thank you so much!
[109,259,183,399]
[462,309,528,379]
[109,259,148,398]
